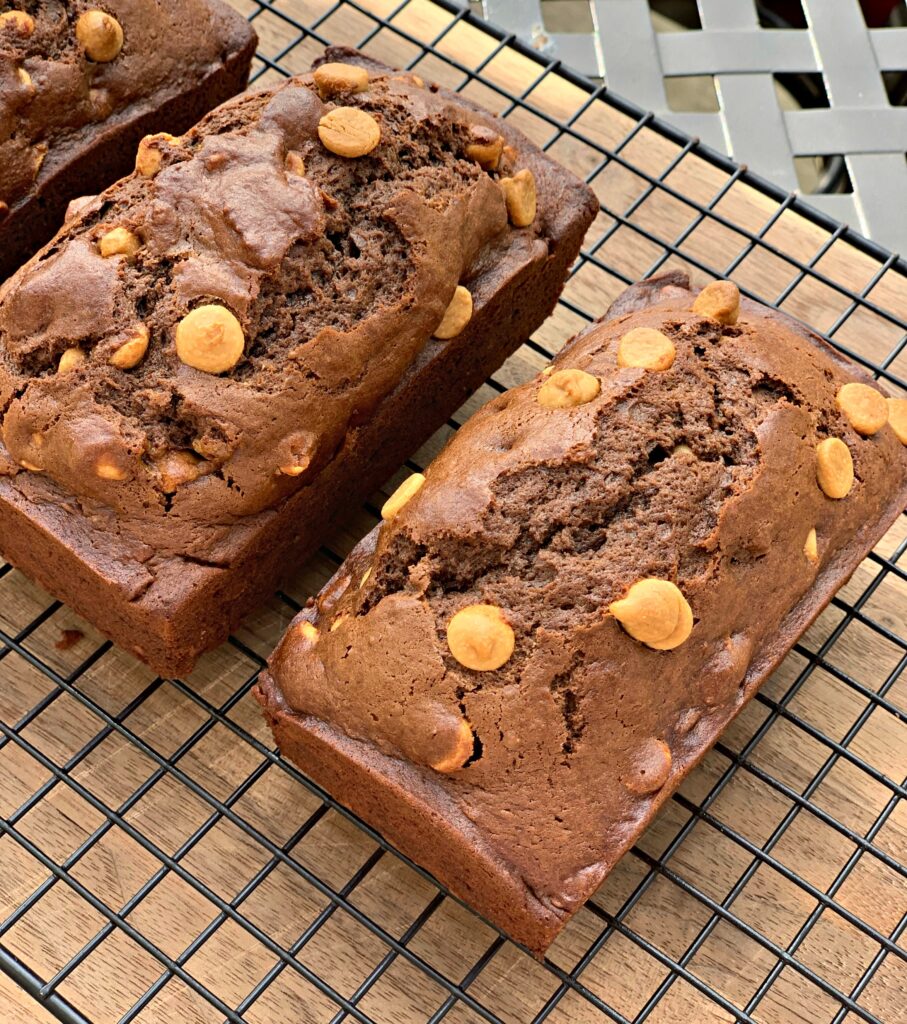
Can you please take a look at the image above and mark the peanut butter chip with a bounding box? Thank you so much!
[95,454,128,481]
[617,328,676,371]
[285,151,305,176]
[692,280,740,325]
[430,718,474,773]
[647,595,694,651]
[98,227,140,259]
[816,437,854,499]
[313,62,369,97]
[537,368,600,409]
[447,604,515,671]
[888,398,907,444]
[279,459,310,477]
[381,472,425,519]
[0,10,35,35]
[58,347,87,374]
[804,527,819,564]
[175,305,245,374]
[109,325,149,369]
[135,133,179,177]
[835,382,888,436]
[434,286,473,339]
[155,450,202,493]
[465,126,504,170]
[17,67,32,90]
[500,168,537,227]
[295,621,319,645]
[317,107,381,158]
[76,10,124,62]
[610,579,692,650]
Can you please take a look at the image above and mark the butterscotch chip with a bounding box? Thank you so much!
[329,615,346,632]
[360,569,371,589]
[538,368,600,409]
[617,327,676,371]
[381,472,425,519]
[447,604,515,672]
[434,286,473,339]
[887,398,907,444]
[58,347,87,373]
[804,527,819,564]
[76,10,124,62]
[313,62,369,97]
[465,126,504,170]
[500,168,536,227]
[17,67,33,90]
[19,459,42,472]
[99,227,140,259]
[155,450,202,493]
[135,133,179,177]
[175,305,245,374]
[430,718,475,773]
[816,437,854,499]
[692,280,740,325]
[95,454,128,480]
[0,10,34,35]
[610,579,692,649]
[835,382,888,436]
[285,150,305,176]
[109,325,149,369]
[317,107,381,158]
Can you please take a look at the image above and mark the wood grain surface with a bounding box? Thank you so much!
[0,2,905,1023]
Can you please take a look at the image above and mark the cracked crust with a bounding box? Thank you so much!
[258,271,907,954]
[0,47,597,675]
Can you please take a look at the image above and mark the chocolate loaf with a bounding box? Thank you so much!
[0,47,597,676]
[0,0,256,279]
[257,272,907,955]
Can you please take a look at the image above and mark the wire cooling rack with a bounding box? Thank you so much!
[1,2,905,1022]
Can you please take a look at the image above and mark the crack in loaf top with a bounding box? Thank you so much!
[0,48,556,560]
[0,0,253,214]
[267,274,907,922]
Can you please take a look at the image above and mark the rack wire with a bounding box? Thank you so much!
[1,1,905,1022]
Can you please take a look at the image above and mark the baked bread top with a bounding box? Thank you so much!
[267,272,907,922]
[0,47,595,567]
[0,0,254,218]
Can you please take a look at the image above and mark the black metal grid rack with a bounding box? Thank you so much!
[1,2,905,1022]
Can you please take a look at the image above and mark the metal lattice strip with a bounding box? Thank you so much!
[482,0,907,252]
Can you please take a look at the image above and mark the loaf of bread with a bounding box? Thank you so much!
[257,271,907,955]
[0,0,256,279]
[0,47,597,676]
